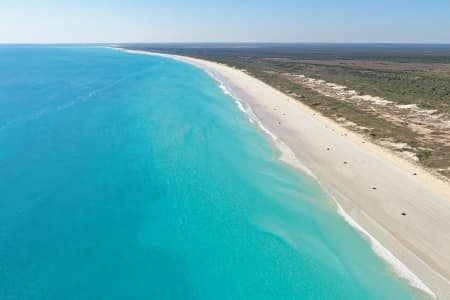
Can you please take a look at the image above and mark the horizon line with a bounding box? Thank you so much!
[1,42,450,47]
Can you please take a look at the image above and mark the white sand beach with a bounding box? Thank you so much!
[118,48,450,299]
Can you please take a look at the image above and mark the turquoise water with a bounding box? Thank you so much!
[0,46,421,299]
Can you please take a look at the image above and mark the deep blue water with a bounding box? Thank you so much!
[0,46,422,299]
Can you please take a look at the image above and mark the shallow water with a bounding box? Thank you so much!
[0,46,422,299]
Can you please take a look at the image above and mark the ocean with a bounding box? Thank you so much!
[0,46,422,299]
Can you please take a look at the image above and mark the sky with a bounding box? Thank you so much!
[1,0,450,43]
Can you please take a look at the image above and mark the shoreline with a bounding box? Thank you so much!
[114,47,450,299]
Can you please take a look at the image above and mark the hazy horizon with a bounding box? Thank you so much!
[2,42,450,46]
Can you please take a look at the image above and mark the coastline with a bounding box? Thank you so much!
[115,47,450,299]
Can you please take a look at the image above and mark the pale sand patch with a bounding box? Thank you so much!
[116,48,450,299]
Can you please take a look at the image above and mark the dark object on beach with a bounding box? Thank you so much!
[344,161,348,164]
[401,212,407,216]
[326,148,330,151]
[278,121,281,125]
[312,102,321,106]
[413,173,417,175]
[372,187,377,190]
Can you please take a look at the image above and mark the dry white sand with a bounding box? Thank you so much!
[117,48,450,299]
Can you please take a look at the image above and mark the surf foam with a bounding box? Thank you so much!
[333,198,435,298]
